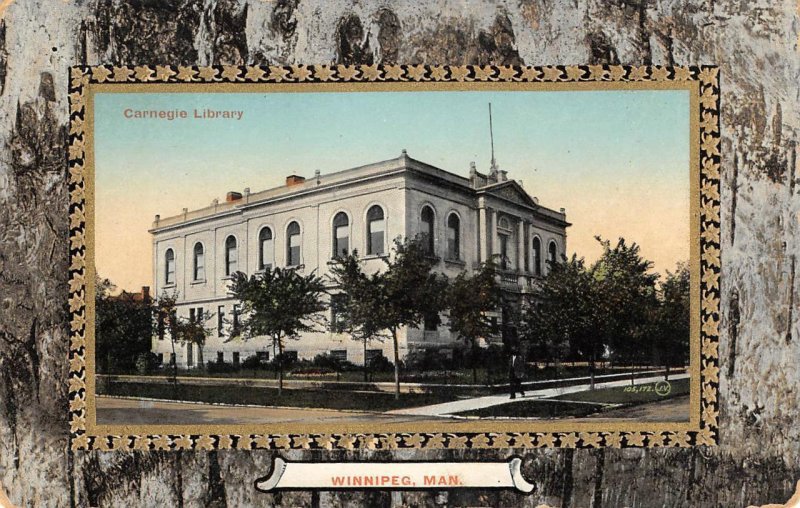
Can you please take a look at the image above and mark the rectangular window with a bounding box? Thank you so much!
[369,220,385,255]
[447,226,459,260]
[421,225,432,255]
[424,313,439,331]
[256,351,269,362]
[499,235,508,270]
[330,349,347,362]
[334,225,349,258]
[226,245,237,275]
[233,352,240,365]
[284,350,298,362]
[189,307,203,324]
[288,234,301,266]
[217,351,224,363]
[232,304,240,335]
[157,353,164,365]
[330,293,348,333]
[366,349,383,361]
[187,343,194,367]
[166,257,175,285]
[217,305,225,337]
[169,353,176,366]
[262,239,274,269]
[195,251,205,280]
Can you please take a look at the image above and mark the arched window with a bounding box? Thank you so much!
[193,243,205,281]
[532,237,542,276]
[258,227,273,270]
[287,221,301,266]
[366,205,385,256]
[165,249,175,285]
[225,236,238,276]
[446,213,460,260]
[548,240,558,266]
[420,206,435,255]
[332,212,349,258]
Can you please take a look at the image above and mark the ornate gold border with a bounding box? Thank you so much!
[67,64,720,450]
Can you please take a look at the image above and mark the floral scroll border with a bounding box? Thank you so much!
[67,64,720,451]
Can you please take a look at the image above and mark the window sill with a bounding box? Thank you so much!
[361,254,388,261]
[190,279,206,285]
[163,283,177,289]
[444,258,465,267]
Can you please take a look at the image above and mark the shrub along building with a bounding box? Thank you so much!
[149,150,569,368]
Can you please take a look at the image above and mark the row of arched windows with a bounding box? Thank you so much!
[163,206,559,285]
[419,205,462,260]
[162,205,389,284]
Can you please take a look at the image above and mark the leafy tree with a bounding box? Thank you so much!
[446,261,501,383]
[181,308,215,370]
[333,239,447,399]
[153,296,215,372]
[228,267,328,395]
[379,238,449,399]
[653,263,691,379]
[329,251,389,382]
[526,255,600,387]
[95,277,152,375]
[592,237,659,382]
[152,291,190,386]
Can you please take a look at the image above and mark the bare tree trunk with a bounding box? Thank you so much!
[392,327,401,400]
[363,337,368,382]
[277,337,284,396]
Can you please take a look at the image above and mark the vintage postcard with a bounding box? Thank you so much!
[67,64,720,451]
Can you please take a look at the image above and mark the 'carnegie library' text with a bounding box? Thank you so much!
[123,109,244,120]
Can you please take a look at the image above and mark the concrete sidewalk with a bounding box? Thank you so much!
[387,374,690,417]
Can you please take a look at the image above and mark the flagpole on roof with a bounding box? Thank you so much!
[489,102,498,173]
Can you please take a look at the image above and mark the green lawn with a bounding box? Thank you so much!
[455,378,690,418]
[550,378,690,405]
[106,364,659,386]
[99,381,460,412]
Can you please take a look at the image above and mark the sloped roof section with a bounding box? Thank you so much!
[478,180,539,209]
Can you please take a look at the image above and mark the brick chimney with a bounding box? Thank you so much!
[226,191,243,202]
[286,175,306,187]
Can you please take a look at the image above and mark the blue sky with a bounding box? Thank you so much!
[93,89,690,291]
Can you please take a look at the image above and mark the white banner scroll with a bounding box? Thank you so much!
[255,457,535,493]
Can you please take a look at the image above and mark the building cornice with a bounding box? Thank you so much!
[149,153,570,234]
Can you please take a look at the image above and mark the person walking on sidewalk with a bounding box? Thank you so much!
[509,348,526,399]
